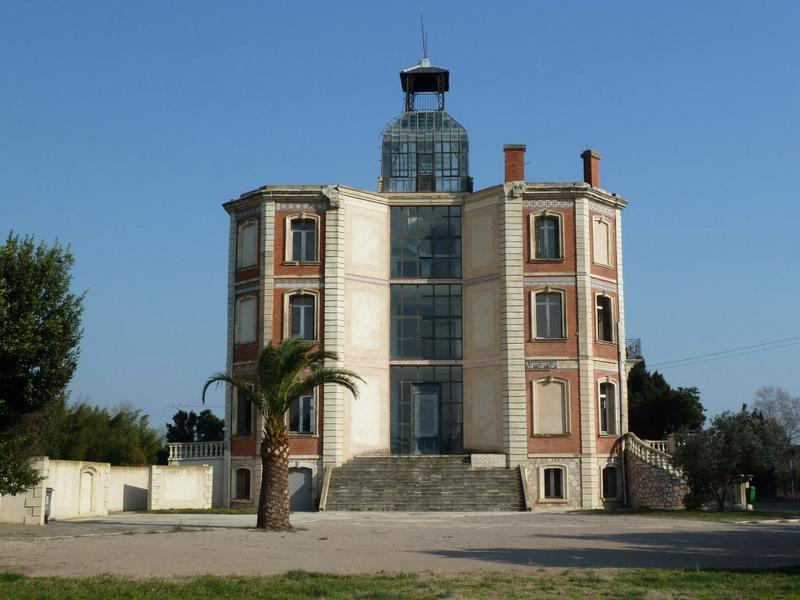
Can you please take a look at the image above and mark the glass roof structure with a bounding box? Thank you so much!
[380,59,472,193]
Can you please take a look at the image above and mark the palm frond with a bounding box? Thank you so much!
[288,367,365,403]
[202,372,255,406]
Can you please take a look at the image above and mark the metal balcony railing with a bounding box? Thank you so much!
[626,338,642,360]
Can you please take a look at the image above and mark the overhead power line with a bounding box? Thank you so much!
[649,335,800,370]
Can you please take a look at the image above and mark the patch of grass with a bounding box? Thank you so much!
[1,569,799,599]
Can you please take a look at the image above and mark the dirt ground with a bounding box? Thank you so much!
[1,512,798,578]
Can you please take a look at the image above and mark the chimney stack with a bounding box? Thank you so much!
[581,149,602,187]
[504,144,526,182]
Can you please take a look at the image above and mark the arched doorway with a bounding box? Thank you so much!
[79,468,95,514]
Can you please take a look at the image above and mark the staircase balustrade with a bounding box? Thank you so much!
[623,432,682,478]
[167,441,225,462]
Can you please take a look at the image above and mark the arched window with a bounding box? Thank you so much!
[602,466,618,500]
[235,296,257,345]
[285,214,320,263]
[532,378,570,435]
[599,380,618,435]
[531,212,563,260]
[596,294,614,342]
[237,220,258,269]
[234,468,251,500]
[289,294,316,340]
[592,217,613,267]
[234,384,253,437]
[540,465,567,500]
[533,290,565,339]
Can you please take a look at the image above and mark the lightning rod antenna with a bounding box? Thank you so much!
[420,12,428,59]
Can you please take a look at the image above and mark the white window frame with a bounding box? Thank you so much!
[283,289,319,341]
[539,464,568,502]
[531,288,567,340]
[598,378,618,436]
[529,210,565,261]
[591,216,614,268]
[284,213,321,264]
[233,383,254,438]
[531,377,571,436]
[600,464,620,501]
[236,219,259,270]
[595,293,615,343]
[288,390,317,436]
[234,294,258,346]
[233,467,252,500]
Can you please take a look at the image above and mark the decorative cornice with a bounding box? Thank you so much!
[276,202,328,211]
[523,199,575,210]
[525,359,579,371]
[321,185,339,208]
[589,200,617,218]
[524,276,575,287]
[274,279,323,289]
[591,278,618,293]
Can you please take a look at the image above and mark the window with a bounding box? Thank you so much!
[289,393,316,434]
[533,378,569,435]
[237,220,258,269]
[390,284,462,359]
[602,466,618,500]
[534,290,565,339]
[542,466,566,500]
[596,295,614,342]
[532,213,562,260]
[234,384,253,437]
[390,206,461,278]
[592,217,613,266]
[235,296,257,345]
[599,381,617,435]
[234,468,251,500]
[291,218,317,262]
[288,293,316,340]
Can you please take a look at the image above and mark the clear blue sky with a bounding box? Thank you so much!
[2,1,798,431]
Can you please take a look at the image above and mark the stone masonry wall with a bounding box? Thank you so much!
[626,453,688,510]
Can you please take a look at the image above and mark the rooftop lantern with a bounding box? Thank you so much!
[380,57,472,193]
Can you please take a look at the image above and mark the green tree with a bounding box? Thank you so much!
[195,409,224,442]
[0,233,84,495]
[166,410,198,443]
[165,409,224,443]
[673,409,787,510]
[37,401,163,465]
[628,361,705,439]
[203,338,362,530]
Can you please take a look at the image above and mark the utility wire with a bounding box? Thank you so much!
[651,339,800,370]
[649,335,800,368]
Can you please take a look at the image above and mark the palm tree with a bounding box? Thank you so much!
[203,337,362,530]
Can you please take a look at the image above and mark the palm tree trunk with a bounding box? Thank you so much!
[256,431,291,530]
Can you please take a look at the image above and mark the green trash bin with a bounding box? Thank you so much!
[746,486,756,505]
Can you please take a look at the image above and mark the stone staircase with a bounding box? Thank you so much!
[623,432,688,509]
[323,455,525,511]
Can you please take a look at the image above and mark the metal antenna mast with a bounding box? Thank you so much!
[420,12,428,59]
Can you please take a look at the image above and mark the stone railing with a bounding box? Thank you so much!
[644,439,669,454]
[168,441,225,462]
[623,432,682,478]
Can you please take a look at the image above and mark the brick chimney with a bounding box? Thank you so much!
[504,144,526,182]
[580,149,602,187]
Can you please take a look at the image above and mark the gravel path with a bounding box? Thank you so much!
[1,512,798,577]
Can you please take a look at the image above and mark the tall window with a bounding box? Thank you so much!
[534,291,564,339]
[235,296,257,345]
[390,206,461,278]
[533,379,569,435]
[543,467,566,499]
[237,220,258,269]
[602,466,618,500]
[290,294,315,340]
[290,218,317,262]
[390,284,462,359]
[599,381,617,435]
[289,393,316,434]
[596,295,614,342]
[534,215,561,259]
[235,385,253,437]
[235,468,251,500]
[592,217,612,266]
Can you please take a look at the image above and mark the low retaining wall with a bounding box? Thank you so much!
[108,466,149,512]
[148,465,213,510]
[626,453,688,510]
[0,456,48,525]
[47,459,110,519]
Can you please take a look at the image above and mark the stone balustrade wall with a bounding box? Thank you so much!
[626,453,688,510]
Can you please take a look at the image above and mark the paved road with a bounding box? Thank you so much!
[1,512,798,577]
